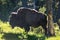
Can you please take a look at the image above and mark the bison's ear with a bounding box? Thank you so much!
[11,12,17,14]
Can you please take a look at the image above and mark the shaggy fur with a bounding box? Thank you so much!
[9,7,47,35]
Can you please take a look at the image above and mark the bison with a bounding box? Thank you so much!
[9,7,47,35]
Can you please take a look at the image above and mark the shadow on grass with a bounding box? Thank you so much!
[2,33,22,40]
[2,33,46,40]
[27,35,46,40]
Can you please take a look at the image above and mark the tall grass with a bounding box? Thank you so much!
[0,20,60,40]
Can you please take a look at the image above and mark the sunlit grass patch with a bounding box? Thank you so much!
[0,20,25,34]
[12,27,25,34]
[54,23,60,36]
[0,20,60,40]
[0,33,5,40]
[0,22,12,33]
[0,34,4,38]
[46,36,60,40]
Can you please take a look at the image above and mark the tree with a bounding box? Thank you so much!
[46,0,55,36]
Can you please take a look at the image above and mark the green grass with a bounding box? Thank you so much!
[46,36,60,40]
[0,20,60,40]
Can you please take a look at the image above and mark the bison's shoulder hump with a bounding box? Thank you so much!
[17,7,38,13]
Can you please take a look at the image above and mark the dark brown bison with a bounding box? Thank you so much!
[9,7,47,35]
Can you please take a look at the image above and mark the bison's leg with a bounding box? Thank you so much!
[24,26,30,32]
[9,19,16,28]
[42,25,47,35]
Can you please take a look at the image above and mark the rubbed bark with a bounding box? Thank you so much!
[46,0,55,36]
[47,11,55,36]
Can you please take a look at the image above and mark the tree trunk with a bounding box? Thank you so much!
[46,0,55,36]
